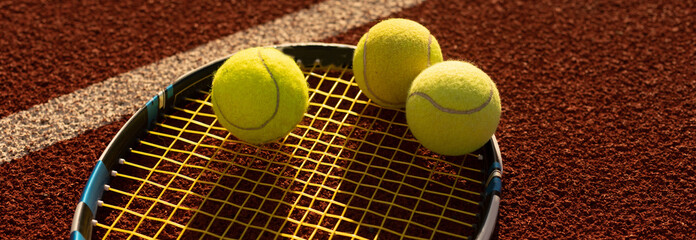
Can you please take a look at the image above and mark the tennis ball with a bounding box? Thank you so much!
[406,61,501,156]
[353,18,443,108]
[211,47,308,144]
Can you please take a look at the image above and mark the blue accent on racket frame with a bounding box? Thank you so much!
[485,177,502,196]
[80,161,109,214]
[70,231,87,240]
[145,95,159,130]
[489,161,502,174]
[166,84,174,98]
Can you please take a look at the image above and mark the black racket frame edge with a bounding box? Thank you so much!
[70,43,503,240]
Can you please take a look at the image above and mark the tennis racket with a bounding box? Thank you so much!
[70,43,502,240]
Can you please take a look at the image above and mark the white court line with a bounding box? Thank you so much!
[0,0,426,163]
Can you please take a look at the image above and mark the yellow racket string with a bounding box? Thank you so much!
[100,86,213,239]
[286,66,352,239]
[94,62,484,239]
[128,93,217,240]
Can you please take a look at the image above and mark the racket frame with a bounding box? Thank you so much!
[70,43,502,240]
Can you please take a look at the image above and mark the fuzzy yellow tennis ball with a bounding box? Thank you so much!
[353,18,443,108]
[406,61,501,156]
[211,47,308,144]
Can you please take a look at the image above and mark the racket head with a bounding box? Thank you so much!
[70,43,502,240]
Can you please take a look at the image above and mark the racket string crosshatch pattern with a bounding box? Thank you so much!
[92,62,489,239]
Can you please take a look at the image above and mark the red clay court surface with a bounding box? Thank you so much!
[1,0,695,239]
